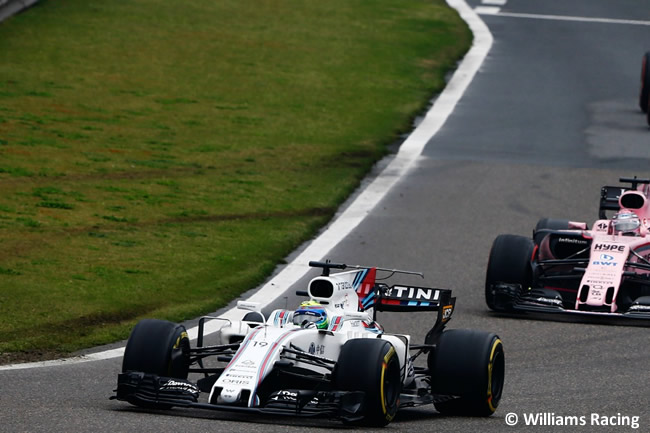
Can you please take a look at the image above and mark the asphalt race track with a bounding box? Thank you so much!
[2,1,650,432]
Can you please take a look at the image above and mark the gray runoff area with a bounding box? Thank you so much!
[0,0,39,23]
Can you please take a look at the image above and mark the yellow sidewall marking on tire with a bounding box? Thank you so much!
[173,331,188,349]
[380,346,396,420]
[487,338,502,413]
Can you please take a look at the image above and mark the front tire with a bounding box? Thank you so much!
[485,234,534,311]
[429,330,505,416]
[333,338,401,427]
[242,311,264,327]
[122,319,190,379]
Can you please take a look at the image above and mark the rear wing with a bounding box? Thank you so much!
[374,284,456,328]
[599,177,650,219]
[306,260,456,334]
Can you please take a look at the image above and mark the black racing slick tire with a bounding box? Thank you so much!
[429,330,505,417]
[534,217,571,231]
[333,338,401,427]
[485,234,534,311]
[242,311,264,327]
[122,319,190,379]
[533,217,571,244]
[640,51,650,113]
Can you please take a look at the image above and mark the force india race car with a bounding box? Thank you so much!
[486,176,650,320]
[113,261,505,427]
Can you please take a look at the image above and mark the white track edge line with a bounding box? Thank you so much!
[0,0,492,372]
[481,10,650,26]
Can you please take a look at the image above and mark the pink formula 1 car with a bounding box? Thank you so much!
[486,176,650,319]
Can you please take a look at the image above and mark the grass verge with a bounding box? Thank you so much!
[0,0,471,361]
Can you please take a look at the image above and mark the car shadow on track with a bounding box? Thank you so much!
[111,399,511,430]
[112,406,355,430]
[483,310,650,328]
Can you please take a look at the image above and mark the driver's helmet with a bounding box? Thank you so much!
[293,300,328,329]
[612,211,641,234]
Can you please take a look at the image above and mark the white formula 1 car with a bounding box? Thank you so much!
[113,261,505,427]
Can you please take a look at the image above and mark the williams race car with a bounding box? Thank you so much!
[113,261,505,427]
[486,176,650,320]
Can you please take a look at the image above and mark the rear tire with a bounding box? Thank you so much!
[640,51,650,113]
[533,218,571,244]
[534,217,570,231]
[333,338,401,427]
[122,319,190,379]
[485,234,533,311]
[430,330,505,416]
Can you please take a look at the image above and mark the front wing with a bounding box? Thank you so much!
[112,371,366,420]
[491,284,650,322]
